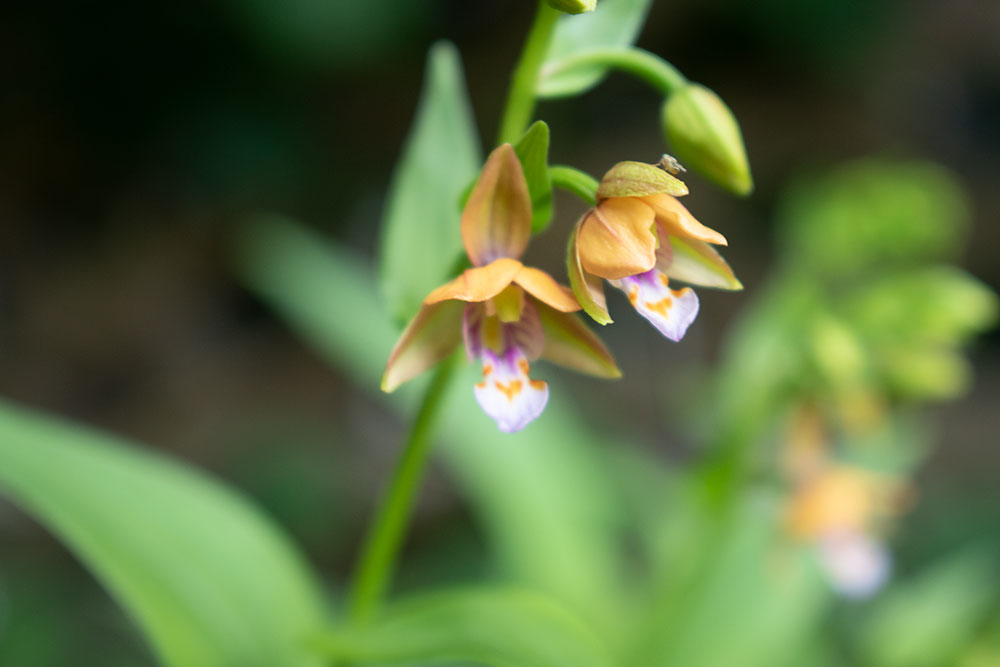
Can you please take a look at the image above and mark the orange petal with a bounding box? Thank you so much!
[643,193,727,245]
[382,300,464,392]
[567,216,612,324]
[536,304,621,379]
[577,198,657,280]
[513,266,580,313]
[461,143,532,266]
[424,258,523,304]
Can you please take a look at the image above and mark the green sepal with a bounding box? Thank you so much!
[514,121,555,233]
[596,160,689,200]
[538,306,621,378]
[667,235,743,291]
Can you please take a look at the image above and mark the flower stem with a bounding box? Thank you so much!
[348,1,561,626]
[541,47,687,96]
[549,165,598,205]
[497,2,561,145]
[346,353,458,623]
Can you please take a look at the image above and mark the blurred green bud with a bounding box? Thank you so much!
[596,160,688,200]
[881,345,970,401]
[810,313,868,391]
[545,0,596,14]
[662,83,752,196]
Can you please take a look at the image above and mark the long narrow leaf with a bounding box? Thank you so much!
[379,41,481,325]
[316,587,613,667]
[0,401,326,667]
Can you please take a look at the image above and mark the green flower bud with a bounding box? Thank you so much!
[596,160,688,200]
[545,0,597,14]
[662,83,753,196]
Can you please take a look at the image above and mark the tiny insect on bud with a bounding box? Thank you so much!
[658,154,686,175]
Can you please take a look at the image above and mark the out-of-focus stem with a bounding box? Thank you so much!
[346,354,458,623]
[550,165,599,206]
[497,2,560,145]
[541,47,687,96]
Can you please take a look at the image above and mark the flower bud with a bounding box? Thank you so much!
[545,0,596,14]
[662,83,753,196]
[596,161,688,200]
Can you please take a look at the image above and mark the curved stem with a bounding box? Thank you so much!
[549,165,598,206]
[541,47,687,96]
[347,354,459,623]
[497,2,560,145]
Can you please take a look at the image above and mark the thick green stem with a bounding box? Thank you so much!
[347,354,458,623]
[497,2,560,145]
[541,47,687,96]
[549,165,598,206]
[348,1,561,626]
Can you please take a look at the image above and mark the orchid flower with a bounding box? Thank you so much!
[382,144,621,432]
[785,465,908,598]
[567,160,742,340]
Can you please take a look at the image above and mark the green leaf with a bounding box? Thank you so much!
[513,121,554,233]
[633,497,831,667]
[235,218,627,627]
[537,0,652,98]
[855,546,999,667]
[379,41,481,326]
[0,400,326,667]
[316,588,613,667]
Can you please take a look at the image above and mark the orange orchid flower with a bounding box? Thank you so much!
[382,144,620,432]
[785,465,910,598]
[567,160,742,340]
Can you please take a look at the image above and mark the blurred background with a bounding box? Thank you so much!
[0,0,997,664]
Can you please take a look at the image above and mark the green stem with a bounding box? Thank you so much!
[549,165,598,206]
[497,2,560,145]
[347,1,562,627]
[347,354,458,623]
[541,47,687,96]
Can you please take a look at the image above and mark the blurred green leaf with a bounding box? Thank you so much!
[537,0,652,98]
[514,121,554,233]
[880,344,972,400]
[778,159,969,276]
[0,400,326,667]
[316,587,613,667]
[856,546,999,667]
[634,497,830,667]
[379,41,481,326]
[235,217,627,627]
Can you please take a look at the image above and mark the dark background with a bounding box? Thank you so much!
[1,1,997,663]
